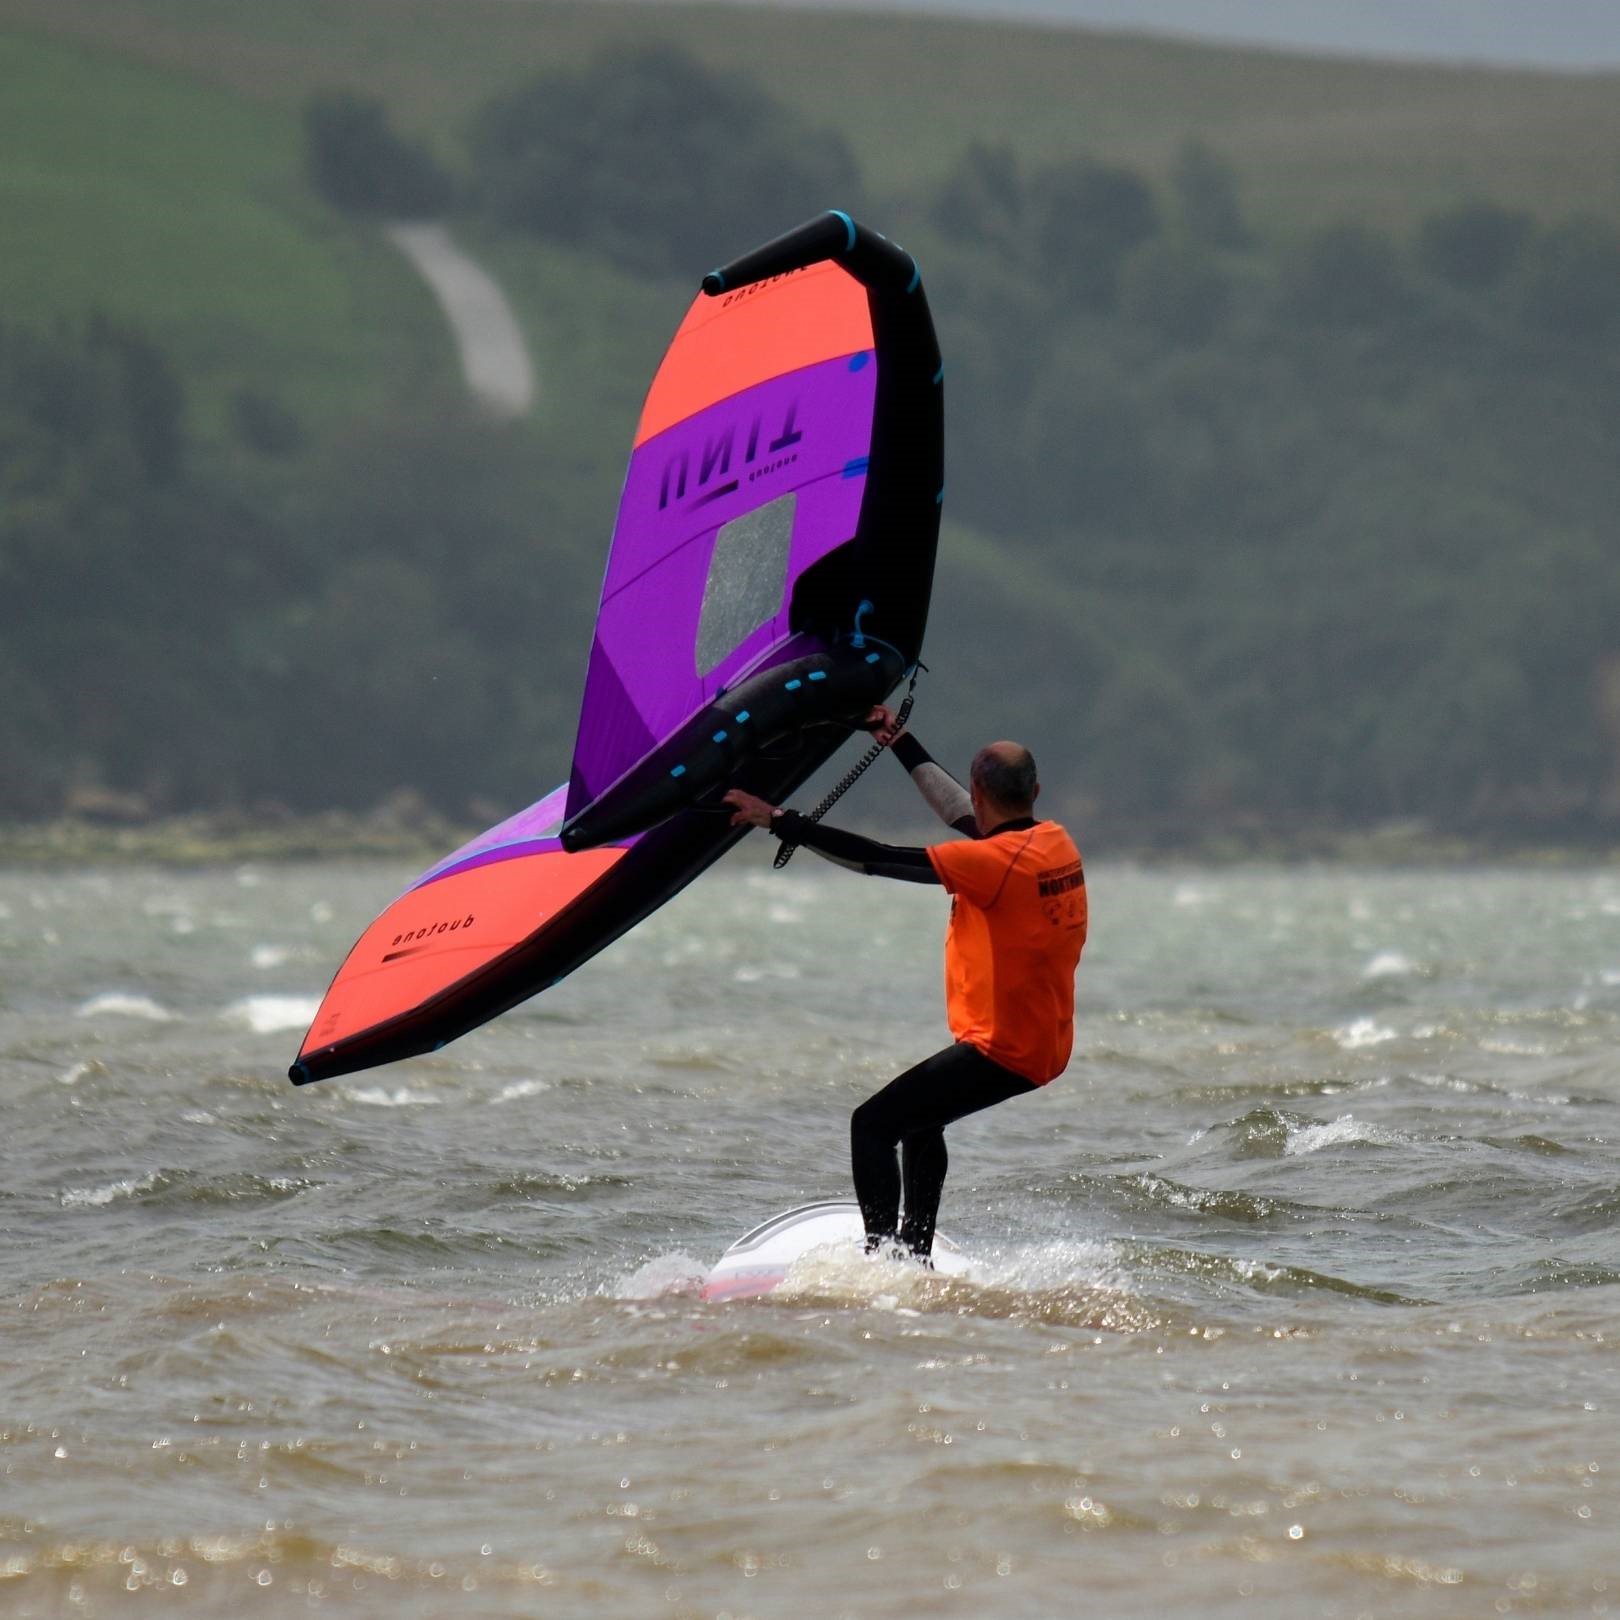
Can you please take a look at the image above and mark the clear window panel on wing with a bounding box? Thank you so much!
[694,492,797,676]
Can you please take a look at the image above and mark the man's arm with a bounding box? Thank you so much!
[770,808,940,883]
[890,733,976,836]
[723,793,940,884]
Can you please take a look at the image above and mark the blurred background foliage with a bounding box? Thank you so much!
[3,5,1619,844]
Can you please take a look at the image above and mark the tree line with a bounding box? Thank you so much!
[6,44,1618,838]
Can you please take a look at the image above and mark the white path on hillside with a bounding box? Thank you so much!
[385,222,535,419]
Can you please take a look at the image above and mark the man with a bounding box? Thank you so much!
[723,710,1087,1260]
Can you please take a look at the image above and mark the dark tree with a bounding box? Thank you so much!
[88,317,185,482]
[931,142,1024,244]
[1416,199,1534,290]
[1026,158,1160,308]
[1280,222,1408,327]
[303,90,455,217]
[470,45,861,279]
[1171,138,1251,249]
[1517,215,1620,339]
[1119,240,1231,345]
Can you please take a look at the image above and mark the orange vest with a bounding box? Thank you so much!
[926,821,1087,1084]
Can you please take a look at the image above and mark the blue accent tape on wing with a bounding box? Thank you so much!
[829,209,857,252]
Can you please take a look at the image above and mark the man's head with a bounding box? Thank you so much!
[969,741,1039,832]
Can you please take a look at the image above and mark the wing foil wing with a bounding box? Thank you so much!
[290,213,943,1083]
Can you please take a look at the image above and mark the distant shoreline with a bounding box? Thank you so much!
[2,810,1615,869]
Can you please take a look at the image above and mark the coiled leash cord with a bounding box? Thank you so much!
[773,662,924,870]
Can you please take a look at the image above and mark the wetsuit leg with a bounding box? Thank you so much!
[850,1043,1037,1257]
[899,1132,950,1259]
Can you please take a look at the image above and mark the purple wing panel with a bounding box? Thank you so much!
[567,348,878,814]
[408,784,571,891]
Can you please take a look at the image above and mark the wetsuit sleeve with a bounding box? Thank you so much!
[768,809,940,884]
[890,733,976,836]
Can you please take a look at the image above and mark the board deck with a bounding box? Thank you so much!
[700,1200,970,1302]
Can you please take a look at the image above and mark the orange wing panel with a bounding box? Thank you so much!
[635,261,873,447]
[299,847,626,1056]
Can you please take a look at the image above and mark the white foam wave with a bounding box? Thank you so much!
[608,1252,706,1299]
[775,1233,1127,1305]
[774,1241,942,1306]
[1602,970,1620,987]
[58,1061,93,1086]
[491,1078,552,1104]
[221,994,321,1035]
[1362,951,1417,980]
[965,1237,1128,1294]
[250,944,291,970]
[1284,1114,1396,1155]
[62,1172,160,1208]
[1334,1017,1397,1050]
[1412,1072,1476,1094]
[76,992,174,1022]
[342,1086,441,1108]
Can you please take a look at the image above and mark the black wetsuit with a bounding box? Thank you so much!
[767,736,1039,1258]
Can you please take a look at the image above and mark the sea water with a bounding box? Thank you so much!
[1,858,1617,1617]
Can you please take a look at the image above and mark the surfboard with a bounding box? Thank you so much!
[700,1200,971,1302]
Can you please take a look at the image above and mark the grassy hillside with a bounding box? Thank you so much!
[0,28,445,433]
[5,0,1620,236]
[5,3,1620,839]
[7,1,1619,445]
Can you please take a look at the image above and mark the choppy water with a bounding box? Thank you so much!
[2,858,1618,1617]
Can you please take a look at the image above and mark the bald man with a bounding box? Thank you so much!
[724,712,1087,1260]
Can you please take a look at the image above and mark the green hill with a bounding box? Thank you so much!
[7,0,1620,233]
[0,27,445,433]
[4,2,1620,844]
[7,1,1620,441]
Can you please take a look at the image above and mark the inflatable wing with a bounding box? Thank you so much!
[290,213,943,1084]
